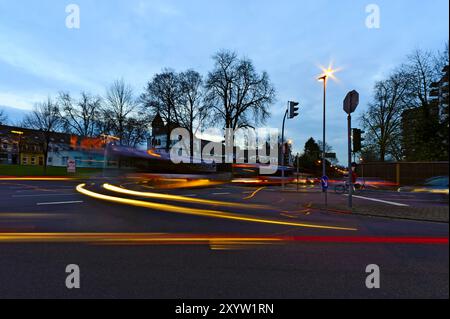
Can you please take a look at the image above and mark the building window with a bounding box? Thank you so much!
[31,157,36,165]
[48,157,53,163]
[2,143,7,150]
[22,157,28,165]
[62,157,69,165]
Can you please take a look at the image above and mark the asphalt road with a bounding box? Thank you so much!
[0,179,448,299]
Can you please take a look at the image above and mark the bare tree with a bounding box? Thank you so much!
[402,49,445,160]
[140,69,181,151]
[318,140,338,165]
[405,49,439,109]
[205,50,275,131]
[361,71,410,161]
[0,108,7,125]
[22,98,62,171]
[176,70,208,156]
[121,116,150,148]
[59,91,102,137]
[103,79,138,144]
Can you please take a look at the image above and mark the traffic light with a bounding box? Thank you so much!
[352,129,365,153]
[288,101,300,119]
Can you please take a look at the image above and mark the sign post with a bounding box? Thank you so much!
[321,175,329,193]
[343,90,360,209]
[67,159,76,174]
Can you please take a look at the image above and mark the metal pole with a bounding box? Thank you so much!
[322,77,327,208]
[362,163,365,185]
[348,114,353,208]
[281,108,288,191]
[297,152,300,192]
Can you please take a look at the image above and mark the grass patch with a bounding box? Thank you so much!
[0,165,103,177]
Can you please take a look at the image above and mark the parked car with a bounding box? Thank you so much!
[398,176,449,195]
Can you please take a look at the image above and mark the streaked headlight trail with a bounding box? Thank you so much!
[103,183,267,210]
[76,184,357,231]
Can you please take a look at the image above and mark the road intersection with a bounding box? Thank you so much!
[0,178,448,298]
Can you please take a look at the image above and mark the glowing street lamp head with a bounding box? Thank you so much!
[317,63,341,82]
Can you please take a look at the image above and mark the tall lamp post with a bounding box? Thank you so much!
[318,64,339,208]
[318,75,328,185]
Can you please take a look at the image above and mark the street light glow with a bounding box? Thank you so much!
[317,62,341,82]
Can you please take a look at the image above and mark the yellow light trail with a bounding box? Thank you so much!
[77,184,357,231]
[243,187,266,200]
[0,233,281,245]
[147,149,162,158]
[157,179,224,189]
[103,183,266,209]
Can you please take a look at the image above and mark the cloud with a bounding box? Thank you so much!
[0,92,46,110]
[0,27,100,90]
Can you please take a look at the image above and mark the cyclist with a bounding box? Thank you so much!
[351,162,363,191]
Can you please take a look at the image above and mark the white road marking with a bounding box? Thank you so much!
[212,192,231,196]
[184,194,198,197]
[345,195,409,207]
[13,193,77,198]
[37,201,84,206]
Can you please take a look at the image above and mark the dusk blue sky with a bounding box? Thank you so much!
[0,0,448,162]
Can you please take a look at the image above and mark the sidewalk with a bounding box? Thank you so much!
[298,191,449,223]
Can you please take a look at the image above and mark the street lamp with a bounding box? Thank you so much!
[317,64,339,208]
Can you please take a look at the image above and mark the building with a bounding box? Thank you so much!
[0,125,45,165]
[147,115,290,168]
[0,124,107,168]
[402,64,449,161]
[430,65,449,121]
[148,114,180,152]
[47,135,106,168]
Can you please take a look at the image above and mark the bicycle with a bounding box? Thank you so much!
[334,182,366,194]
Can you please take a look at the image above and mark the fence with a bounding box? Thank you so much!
[357,162,449,186]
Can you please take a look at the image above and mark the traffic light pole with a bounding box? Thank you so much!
[281,107,288,191]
